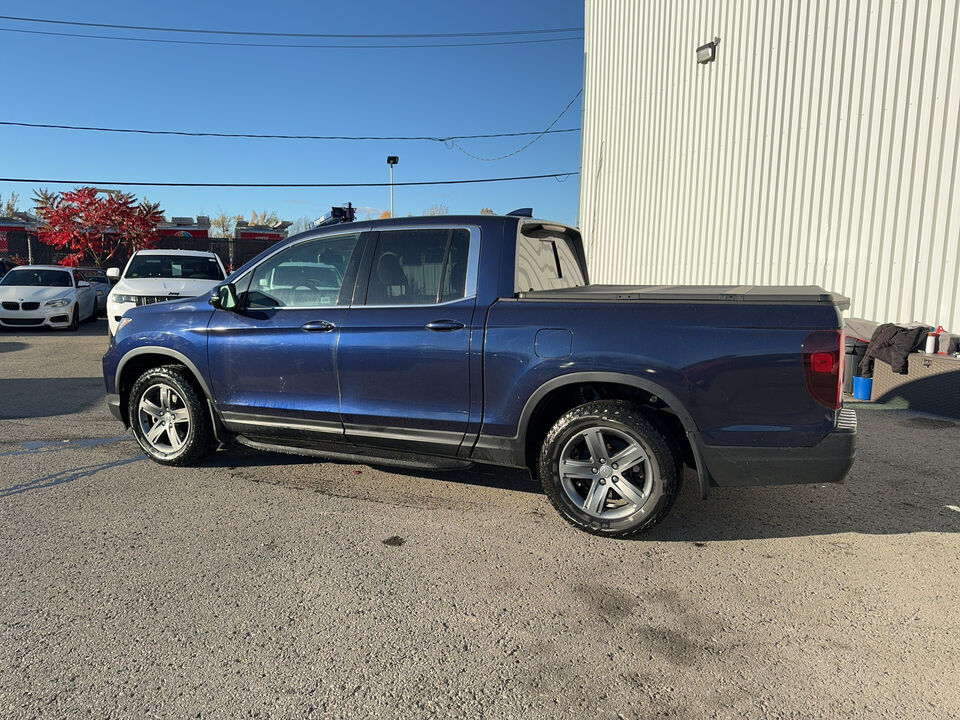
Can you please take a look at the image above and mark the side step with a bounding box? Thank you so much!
[235,435,475,471]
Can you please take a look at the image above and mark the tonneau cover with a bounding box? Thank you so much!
[516,284,850,309]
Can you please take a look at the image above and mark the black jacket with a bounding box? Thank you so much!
[858,323,928,378]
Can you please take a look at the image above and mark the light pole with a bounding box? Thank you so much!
[386,156,398,217]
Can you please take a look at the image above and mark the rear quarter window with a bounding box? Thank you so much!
[515,233,586,292]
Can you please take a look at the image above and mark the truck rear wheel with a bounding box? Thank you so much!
[538,400,679,538]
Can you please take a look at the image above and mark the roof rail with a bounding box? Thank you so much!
[506,207,533,217]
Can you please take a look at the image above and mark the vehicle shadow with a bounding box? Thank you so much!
[202,409,959,540]
[646,411,960,541]
[203,444,541,495]
[0,377,105,419]
[0,341,27,354]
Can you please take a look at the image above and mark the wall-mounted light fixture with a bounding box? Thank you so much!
[696,36,720,65]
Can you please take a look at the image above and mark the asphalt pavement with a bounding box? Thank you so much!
[1,322,958,719]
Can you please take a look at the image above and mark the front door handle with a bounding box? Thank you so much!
[301,320,336,333]
[425,319,465,332]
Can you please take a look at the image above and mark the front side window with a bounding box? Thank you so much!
[125,254,224,280]
[245,233,360,309]
[0,269,72,288]
[364,228,470,306]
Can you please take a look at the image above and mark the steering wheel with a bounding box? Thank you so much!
[292,282,324,293]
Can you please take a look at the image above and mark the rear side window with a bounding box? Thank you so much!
[515,233,586,292]
[364,229,470,306]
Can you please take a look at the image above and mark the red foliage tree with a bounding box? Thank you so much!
[34,187,164,267]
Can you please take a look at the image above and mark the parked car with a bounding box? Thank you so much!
[105,250,226,336]
[102,214,857,537]
[0,265,97,330]
[77,268,111,317]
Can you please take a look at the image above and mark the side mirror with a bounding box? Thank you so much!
[77,280,90,288]
[209,283,239,311]
[106,267,120,279]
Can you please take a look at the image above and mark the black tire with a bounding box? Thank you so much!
[538,400,680,538]
[128,364,215,466]
[67,306,79,331]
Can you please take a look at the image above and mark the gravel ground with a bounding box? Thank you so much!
[1,323,959,719]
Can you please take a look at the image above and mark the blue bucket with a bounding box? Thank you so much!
[852,376,873,401]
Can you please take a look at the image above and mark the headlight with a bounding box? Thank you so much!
[44,298,70,307]
[112,294,137,304]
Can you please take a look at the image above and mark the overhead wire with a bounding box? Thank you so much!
[449,90,583,161]
[0,120,580,142]
[0,173,580,188]
[0,27,582,49]
[0,15,583,39]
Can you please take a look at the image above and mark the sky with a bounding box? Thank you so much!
[0,1,584,227]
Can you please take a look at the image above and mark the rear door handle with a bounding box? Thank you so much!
[301,320,336,333]
[425,319,465,332]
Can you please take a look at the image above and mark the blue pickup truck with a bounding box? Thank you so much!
[103,212,856,537]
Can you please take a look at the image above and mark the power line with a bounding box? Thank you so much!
[0,27,582,50]
[451,90,582,161]
[0,120,580,142]
[0,15,583,39]
[0,173,579,188]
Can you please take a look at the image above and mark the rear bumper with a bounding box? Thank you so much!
[697,408,858,487]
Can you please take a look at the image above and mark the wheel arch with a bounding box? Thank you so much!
[115,347,215,427]
[517,372,712,499]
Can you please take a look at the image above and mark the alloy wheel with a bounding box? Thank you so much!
[558,426,656,519]
[137,383,191,455]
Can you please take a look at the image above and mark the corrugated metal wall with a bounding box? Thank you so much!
[579,0,960,330]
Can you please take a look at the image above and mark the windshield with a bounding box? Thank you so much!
[125,255,224,281]
[0,269,72,287]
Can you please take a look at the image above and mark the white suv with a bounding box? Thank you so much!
[106,249,227,336]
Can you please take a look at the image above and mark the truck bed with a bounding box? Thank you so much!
[516,284,850,309]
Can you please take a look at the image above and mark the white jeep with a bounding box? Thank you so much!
[106,249,226,336]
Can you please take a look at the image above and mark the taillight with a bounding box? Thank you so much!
[802,329,843,410]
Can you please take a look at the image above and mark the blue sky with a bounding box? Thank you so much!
[0,1,584,227]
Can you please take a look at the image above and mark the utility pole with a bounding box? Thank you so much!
[386,156,398,217]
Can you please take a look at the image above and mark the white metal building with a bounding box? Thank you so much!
[578,0,960,330]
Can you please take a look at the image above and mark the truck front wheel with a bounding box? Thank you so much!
[538,400,680,538]
[128,365,215,466]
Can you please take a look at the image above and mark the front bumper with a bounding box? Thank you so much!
[106,393,124,423]
[106,303,135,336]
[0,306,73,329]
[697,408,858,487]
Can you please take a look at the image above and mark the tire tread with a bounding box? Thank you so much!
[538,399,680,538]
[128,364,214,466]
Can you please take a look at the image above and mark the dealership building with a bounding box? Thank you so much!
[578,0,960,330]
